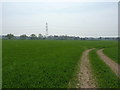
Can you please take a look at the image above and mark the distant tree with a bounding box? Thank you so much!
[99,37,102,40]
[38,34,43,40]
[6,34,14,39]
[74,37,80,40]
[20,34,27,40]
[30,34,37,40]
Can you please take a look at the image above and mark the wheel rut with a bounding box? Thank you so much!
[97,49,120,78]
[76,48,96,88]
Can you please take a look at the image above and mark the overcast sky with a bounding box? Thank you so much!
[1,2,118,37]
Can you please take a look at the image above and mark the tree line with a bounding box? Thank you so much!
[2,33,119,40]
[3,34,43,40]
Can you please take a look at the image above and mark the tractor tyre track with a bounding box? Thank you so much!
[76,48,96,88]
[97,49,120,78]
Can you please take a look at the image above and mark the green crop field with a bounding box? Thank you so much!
[2,40,119,88]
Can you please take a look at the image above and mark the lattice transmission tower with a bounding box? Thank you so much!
[46,22,48,37]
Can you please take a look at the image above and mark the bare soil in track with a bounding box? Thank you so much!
[76,48,96,88]
[97,49,120,78]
